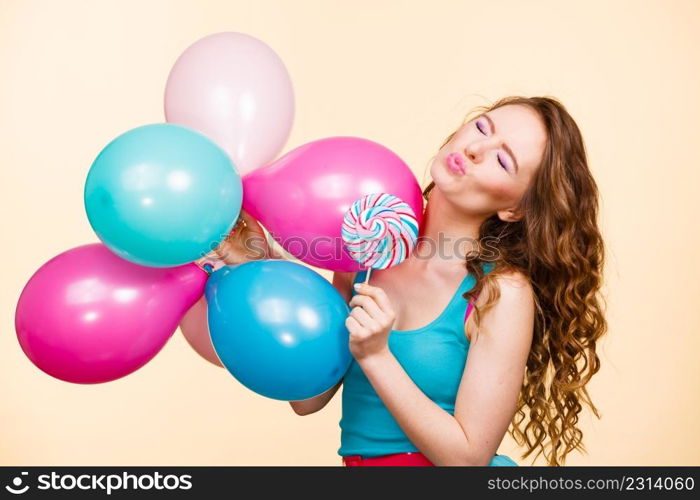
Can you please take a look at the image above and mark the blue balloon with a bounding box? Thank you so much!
[206,260,352,401]
[84,123,242,267]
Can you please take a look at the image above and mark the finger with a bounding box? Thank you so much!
[235,218,247,234]
[353,283,394,315]
[213,239,231,259]
[220,225,239,243]
[350,306,377,330]
[349,294,383,319]
[345,316,365,335]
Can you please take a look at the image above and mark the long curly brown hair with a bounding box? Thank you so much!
[423,96,607,466]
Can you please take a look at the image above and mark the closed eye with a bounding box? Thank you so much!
[475,120,509,172]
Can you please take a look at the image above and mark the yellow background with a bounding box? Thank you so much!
[2,0,699,466]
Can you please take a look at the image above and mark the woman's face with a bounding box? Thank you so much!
[430,104,548,221]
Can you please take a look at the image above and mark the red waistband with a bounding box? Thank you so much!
[342,452,435,467]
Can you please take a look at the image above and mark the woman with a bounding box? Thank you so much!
[215,95,607,466]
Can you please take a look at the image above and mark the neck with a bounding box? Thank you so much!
[415,187,486,265]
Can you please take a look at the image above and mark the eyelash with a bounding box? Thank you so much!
[475,120,509,172]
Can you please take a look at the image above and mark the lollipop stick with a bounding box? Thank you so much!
[364,268,372,284]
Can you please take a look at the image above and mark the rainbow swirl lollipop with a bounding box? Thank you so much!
[342,193,419,280]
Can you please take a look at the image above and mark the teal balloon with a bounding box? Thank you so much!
[84,123,242,267]
[206,260,352,401]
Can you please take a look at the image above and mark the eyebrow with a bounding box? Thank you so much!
[482,113,520,174]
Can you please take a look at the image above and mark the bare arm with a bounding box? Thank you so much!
[289,271,355,415]
[202,212,351,415]
[289,380,343,415]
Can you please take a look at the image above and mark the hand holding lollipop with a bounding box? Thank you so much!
[341,193,419,283]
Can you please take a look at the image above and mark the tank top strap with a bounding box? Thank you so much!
[463,261,496,323]
[352,262,495,323]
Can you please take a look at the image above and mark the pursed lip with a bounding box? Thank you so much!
[446,152,465,174]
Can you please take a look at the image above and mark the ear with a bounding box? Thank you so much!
[497,207,523,223]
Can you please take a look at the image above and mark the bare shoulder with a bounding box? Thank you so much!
[467,268,535,345]
[492,268,534,297]
[474,268,534,307]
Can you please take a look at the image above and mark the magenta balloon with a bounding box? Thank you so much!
[15,243,207,384]
[164,32,294,176]
[242,137,424,272]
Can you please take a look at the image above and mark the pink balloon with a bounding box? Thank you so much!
[15,243,207,384]
[242,137,424,272]
[164,32,294,176]
[179,296,223,368]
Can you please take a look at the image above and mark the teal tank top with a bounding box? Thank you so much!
[338,262,518,466]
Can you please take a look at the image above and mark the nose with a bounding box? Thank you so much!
[464,141,485,163]
[464,137,497,163]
